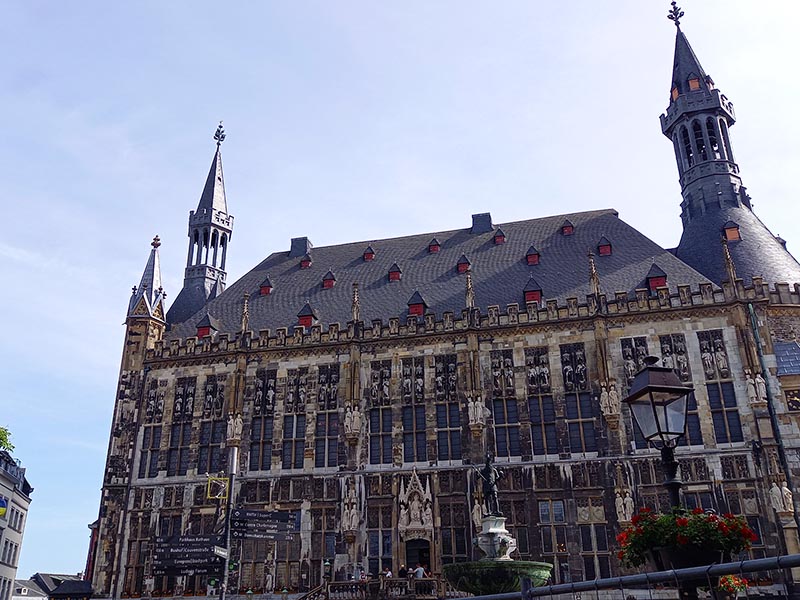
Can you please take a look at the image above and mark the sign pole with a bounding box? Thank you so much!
[220,443,238,600]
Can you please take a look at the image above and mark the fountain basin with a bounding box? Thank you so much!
[442,560,553,595]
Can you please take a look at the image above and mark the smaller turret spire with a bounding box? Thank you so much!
[214,121,226,147]
[128,235,166,320]
[667,1,684,28]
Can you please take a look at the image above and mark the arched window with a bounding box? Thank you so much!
[692,120,708,161]
[681,126,694,167]
[719,119,733,163]
[706,118,721,160]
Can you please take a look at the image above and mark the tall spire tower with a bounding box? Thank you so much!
[166,123,235,324]
[661,3,800,285]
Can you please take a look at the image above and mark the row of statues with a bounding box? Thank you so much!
[598,382,621,417]
[343,405,363,435]
[745,369,769,404]
[769,481,795,513]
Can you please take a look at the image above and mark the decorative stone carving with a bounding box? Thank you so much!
[475,454,504,516]
[783,481,794,514]
[770,481,785,512]
[227,413,243,441]
[398,469,433,541]
[755,372,768,403]
[561,343,588,392]
[745,369,758,404]
[342,478,360,542]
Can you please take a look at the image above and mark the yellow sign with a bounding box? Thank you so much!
[207,477,229,500]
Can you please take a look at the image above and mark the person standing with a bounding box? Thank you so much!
[414,564,425,578]
[398,565,407,578]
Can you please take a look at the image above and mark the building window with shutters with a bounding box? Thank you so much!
[138,425,161,479]
[577,497,610,581]
[402,405,427,463]
[167,422,191,476]
[526,347,556,455]
[491,350,521,458]
[440,502,468,565]
[539,500,570,583]
[561,343,595,453]
[367,504,393,576]
[198,419,226,474]
[282,415,306,469]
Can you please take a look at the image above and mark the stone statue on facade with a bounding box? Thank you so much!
[714,339,730,377]
[599,384,610,416]
[770,481,784,512]
[782,481,794,513]
[623,491,634,521]
[755,372,768,403]
[607,383,620,414]
[745,369,758,404]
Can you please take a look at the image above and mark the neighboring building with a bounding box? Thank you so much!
[88,8,800,599]
[0,452,33,600]
[14,575,91,600]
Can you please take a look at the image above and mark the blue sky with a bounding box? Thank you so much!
[3,1,800,577]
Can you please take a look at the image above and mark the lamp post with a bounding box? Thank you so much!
[623,356,694,509]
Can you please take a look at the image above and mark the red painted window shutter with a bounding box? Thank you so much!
[527,253,540,265]
[598,244,612,256]
[323,279,335,289]
[524,290,541,303]
[197,326,211,338]
[429,244,440,253]
[409,304,424,316]
[260,285,272,296]
[648,276,667,291]
[299,315,313,328]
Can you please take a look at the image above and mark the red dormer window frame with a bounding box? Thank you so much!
[524,290,541,304]
[494,233,506,245]
[298,315,313,328]
[197,326,211,338]
[724,226,741,242]
[561,225,574,236]
[389,270,402,282]
[300,258,312,269]
[322,278,335,289]
[457,262,470,274]
[688,78,701,91]
[526,252,540,266]
[648,276,667,292]
[363,250,375,261]
[598,243,612,256]
[428,243,440,253]
[408,303,424,316]
[259,285,272,296]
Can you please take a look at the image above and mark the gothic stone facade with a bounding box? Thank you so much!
[90,279,800,596]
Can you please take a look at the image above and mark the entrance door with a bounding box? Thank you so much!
[405,539,431,572]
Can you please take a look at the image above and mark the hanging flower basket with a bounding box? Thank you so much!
[616,507,756,569]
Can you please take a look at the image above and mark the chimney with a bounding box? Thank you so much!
[471,213,493,234]
[289,237,313,258]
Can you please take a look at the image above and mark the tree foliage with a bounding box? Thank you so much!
[0,426,13,452]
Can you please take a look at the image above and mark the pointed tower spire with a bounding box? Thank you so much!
[465,270,475,309]
[167,125,236,324]
[128,236,166,320]
[240,292,250,333]
[660,10,800,286]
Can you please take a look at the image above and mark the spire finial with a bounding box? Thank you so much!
[667,1,684,28]
[352,282,360,322]
[465,270,475,309]
[240,292,250,333]
[588,250,601,299]
[214,121,226,147]
[151,235,161,249]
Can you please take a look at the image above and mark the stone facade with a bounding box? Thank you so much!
[87,277,800,596]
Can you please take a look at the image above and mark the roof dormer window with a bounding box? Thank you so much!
[300,254,312,269]
[597,237,612,256]
[195,313,219,338]
[407,291,427,316]
[457,254,471,274]
[363,246,375,261]
[388,263,402,282]
[671,86,679,101]
[322,270,336,289]
[526,245,540,266]
[428,238,440,253]
[524,276,542,304]
[259,275,273,296]
[723,221,741,242]
[645,264,667,296]
[493,229,506,245]
[561,219,574,236]
[298,303,317,328]
[688,78,701,91]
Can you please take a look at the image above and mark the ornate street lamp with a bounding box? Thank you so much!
[623,356,694,508]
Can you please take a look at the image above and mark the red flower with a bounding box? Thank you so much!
[676,517,689,527]
[676,534,689,545]
[617,550,625,560]
[631,515,641,525]
[723,513,735,519]
[708,514,718,522]
[639,507,652,513]
[616,532,628,544]
[691,507,704,515]
[718,522,730,534]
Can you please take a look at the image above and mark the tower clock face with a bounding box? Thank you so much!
[786,390,800,412]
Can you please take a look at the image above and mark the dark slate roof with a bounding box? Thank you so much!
[676,204,800,285]
[646,263,667,279]
[196,313,221,330]
[429,238,440,246]
[598,236,611,246]
[526,245,539,255]
[776,341,800,376]
[524,276,542,292]
[562,219,573,228]
[260,275,273,287]
[407,291,426,306]
[298,302,317,318]
[364,245,375,254]
[50,581,93,599]
[31,575,85,596]
[671,29,710,95]
[323,270,336,281]
[165,209,716,338]
[457,254,471,265]
[389,262,401,273]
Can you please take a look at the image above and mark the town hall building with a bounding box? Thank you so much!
[87,7,800,598]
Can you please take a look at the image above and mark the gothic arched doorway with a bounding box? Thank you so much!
[405,539,431,572]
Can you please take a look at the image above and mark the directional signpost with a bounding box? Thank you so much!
[229,510,298,542]
[152,534,225,577]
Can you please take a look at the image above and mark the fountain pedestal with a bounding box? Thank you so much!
[476,515,517,560]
